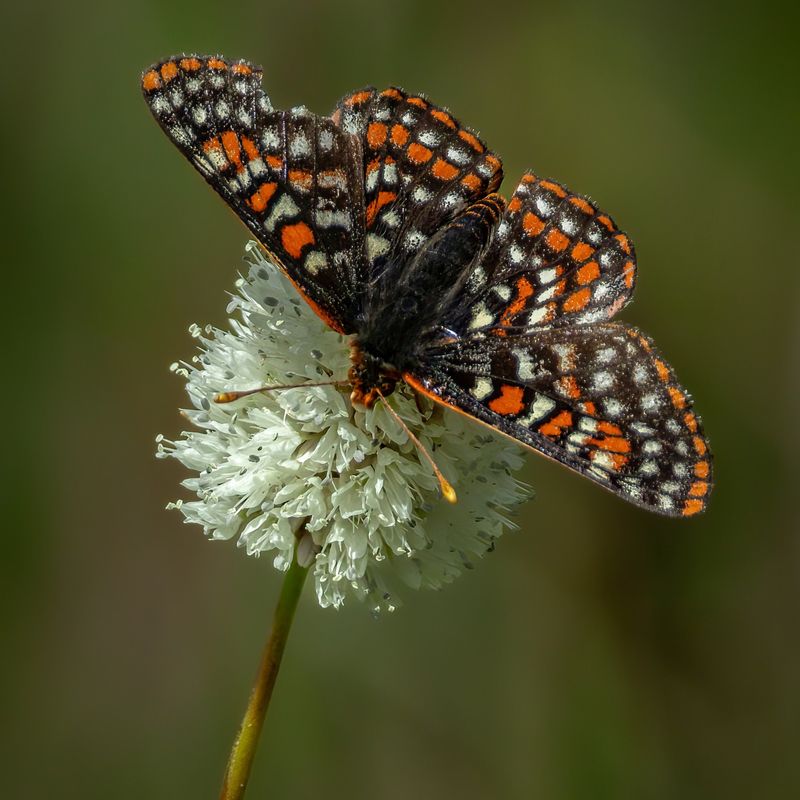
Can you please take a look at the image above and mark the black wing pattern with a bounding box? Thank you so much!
[142,55,366,333]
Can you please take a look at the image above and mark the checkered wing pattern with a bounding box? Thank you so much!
[444,173,637,336]
[142,55,366,333]
[332,87,503,273]
[411,324,711,517]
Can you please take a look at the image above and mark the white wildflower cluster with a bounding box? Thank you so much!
[157,243,531,611]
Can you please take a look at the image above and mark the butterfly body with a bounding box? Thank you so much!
[143,54,713,517]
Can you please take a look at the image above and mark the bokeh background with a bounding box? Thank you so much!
[3,1,799,798]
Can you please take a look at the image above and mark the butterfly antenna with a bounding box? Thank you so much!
[376,389,457,504]
[214,380,348,403]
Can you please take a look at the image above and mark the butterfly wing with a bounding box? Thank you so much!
[443,172,637,336]
[331,87,503,274]
[408,324,712,517]
[142,55,367,333]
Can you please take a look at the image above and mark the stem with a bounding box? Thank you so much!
[218,553,309,800]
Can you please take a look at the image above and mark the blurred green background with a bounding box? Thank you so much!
[3,1,799,797]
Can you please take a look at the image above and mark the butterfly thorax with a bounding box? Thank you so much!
[347,196,504,408]
[348,342,401,408]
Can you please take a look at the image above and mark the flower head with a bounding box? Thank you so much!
[158,243,531,611]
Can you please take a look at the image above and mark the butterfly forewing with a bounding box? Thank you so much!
[444,173,637,337]
[332,87,503,273]
[142,55,366,333]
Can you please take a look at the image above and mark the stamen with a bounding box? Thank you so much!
[214,380,348,403]
[376,389,457,504]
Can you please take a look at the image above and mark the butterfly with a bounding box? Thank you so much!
[142,54,712,517]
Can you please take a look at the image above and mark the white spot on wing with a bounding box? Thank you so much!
[366,233,390,261]
[520,393,555,426]
[592,371,614,391]
[304,250,328,275]
[471,378,493,401]
[468,302,495,330]
[289,131,310,158]
[264,194,299,232]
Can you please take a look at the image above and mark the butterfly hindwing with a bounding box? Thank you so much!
[445,173,637,336]
[332,87,503,273]
[412,324,712,517]
[142,55,366,333]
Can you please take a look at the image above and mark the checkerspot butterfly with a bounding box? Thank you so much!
[142,54,713,517]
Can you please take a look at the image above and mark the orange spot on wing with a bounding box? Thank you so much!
[539,410,573,437]
[408,142,433,163]
[508,196,522,213]
[289,169,312,189]
[381,88,403,100]
[597,421,623,436]
[523,212,545,236]
[207,58,227,70]
[694,461,709,478]
[142,70,161,91]
[563,287,591,312]
[179,57,202,71]
[432,158,459,180]
[241,136,260,162]
[432,109,457,129]
[281,221,315,259]
[689,481,709,497]
[546,229,569,252]
[461,173,482,191]
[366,191,397,225]
[521,173,537,184]
[366,122,387,149]
[592,436,631,453]
[615,233,631,254]
[668,387,686,409]
[572,242,595,262]
[683,412,698,433]
[623,260,636,288]
[576,261,600,285]
[345,90,372,106]
[558,376,581,399]
[160,61,178,82]
[247,182,278,212]
[499,276,534,329]
[540,180,567,198]
[693,436,707,456]
[581,401,597,415]
[221,131,243,170]
[458,130,484,152]
[489,385,526,416]
[391,125,409,146]
[266,154,283,169]
[231,63,252,75]
[569,196,595,214]
[597,214,615,231]
[682,498,704,516]
[407,96,428,108]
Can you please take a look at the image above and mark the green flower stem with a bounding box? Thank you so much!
[218,553,309,800]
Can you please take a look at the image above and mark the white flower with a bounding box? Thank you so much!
[157,242,531,611]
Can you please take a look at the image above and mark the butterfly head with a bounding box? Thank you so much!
[348,342,400,409]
